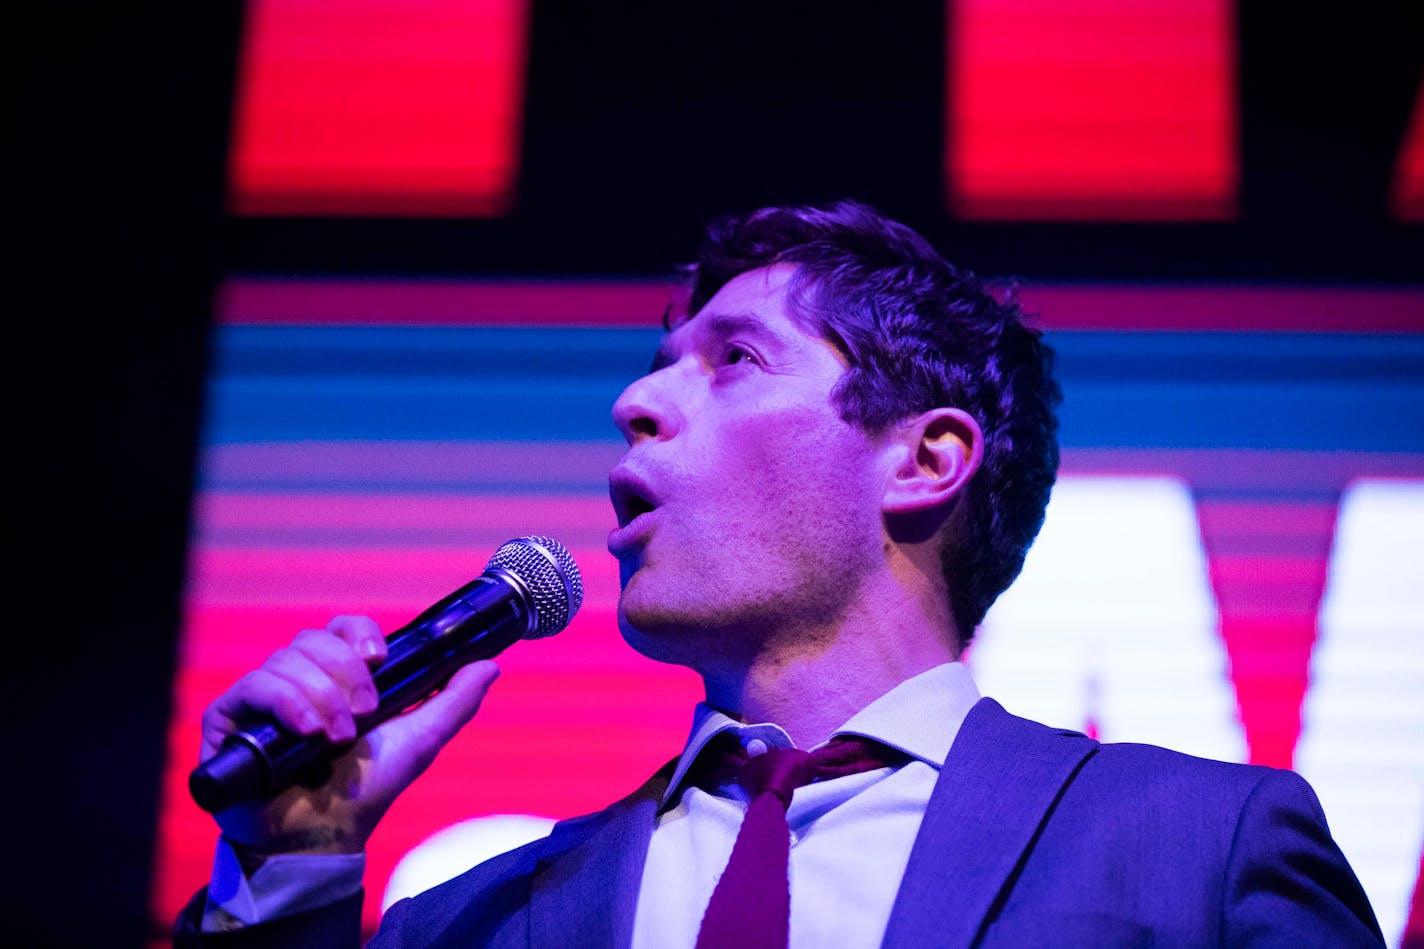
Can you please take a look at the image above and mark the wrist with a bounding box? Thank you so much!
[222,826,364,874]
[207,837,366,930]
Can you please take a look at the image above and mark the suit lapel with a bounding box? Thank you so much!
[527,760,676,949]
[881,698,1097,949]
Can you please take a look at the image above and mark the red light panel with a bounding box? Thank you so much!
[227,0,530,217]
[1392,84,1424,221]
[947,0,1238,221]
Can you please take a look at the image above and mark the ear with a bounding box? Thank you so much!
[881,408,983,515]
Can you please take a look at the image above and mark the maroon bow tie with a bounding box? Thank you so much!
[692,735,908,949]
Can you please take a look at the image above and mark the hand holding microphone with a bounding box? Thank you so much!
[191,536,582,851]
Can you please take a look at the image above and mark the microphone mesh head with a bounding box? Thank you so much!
[485,535,584,638]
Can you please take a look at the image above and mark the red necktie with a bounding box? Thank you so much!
[692,735,906,949]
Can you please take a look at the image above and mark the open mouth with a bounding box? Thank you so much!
[610,472,659,529]
[623,493,655,525]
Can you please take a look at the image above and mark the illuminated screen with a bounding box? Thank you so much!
[946,0,1237,220]
[220,0,1420,228]
[150,279,1424,944]
[1394,87,1424,221]
[227,0,531,216]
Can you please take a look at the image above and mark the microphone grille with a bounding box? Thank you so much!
[486,535,584,638]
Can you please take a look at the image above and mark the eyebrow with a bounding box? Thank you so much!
[649,311,784,372]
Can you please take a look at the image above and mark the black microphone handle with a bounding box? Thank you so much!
[189,573,532,814]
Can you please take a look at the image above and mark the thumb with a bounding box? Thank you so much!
[377,660,502,777]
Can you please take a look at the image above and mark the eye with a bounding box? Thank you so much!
[721,344,756,367]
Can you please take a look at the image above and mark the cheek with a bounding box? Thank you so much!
[721,419,880,543]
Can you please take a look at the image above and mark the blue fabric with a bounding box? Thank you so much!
[177,697,1384,947]
[369,698,1383,948]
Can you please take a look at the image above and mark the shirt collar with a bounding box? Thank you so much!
[659,662,981,809]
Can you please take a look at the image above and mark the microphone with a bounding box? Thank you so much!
[188,535,583,814]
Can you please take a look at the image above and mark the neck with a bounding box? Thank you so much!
[700,571,959,748]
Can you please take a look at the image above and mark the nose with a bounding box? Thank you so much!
[612,367,682,445]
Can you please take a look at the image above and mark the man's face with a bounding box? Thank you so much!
[607,264,889,672]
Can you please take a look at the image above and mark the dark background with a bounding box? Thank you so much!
[11,3,1421,945]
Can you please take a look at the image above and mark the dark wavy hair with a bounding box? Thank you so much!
[676,199,1061,646]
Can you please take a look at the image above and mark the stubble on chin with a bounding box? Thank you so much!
[614,555,862,677]
[616,560,751,670]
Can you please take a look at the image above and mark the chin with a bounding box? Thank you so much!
[617,579,719,663]
[617,610,700,667]
[617,586,774,679]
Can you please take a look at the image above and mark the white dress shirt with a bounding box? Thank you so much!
[633,662,981,949]
[206,662,982,944]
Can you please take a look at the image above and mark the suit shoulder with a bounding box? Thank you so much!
[1077,737,1334,831]
[1091,740,1293,790]
[374,759,677,945]
[975,696,1304,803]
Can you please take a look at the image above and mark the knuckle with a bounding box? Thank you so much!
[328,614,380,637]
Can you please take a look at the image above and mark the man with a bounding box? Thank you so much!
[176,200,1383,947]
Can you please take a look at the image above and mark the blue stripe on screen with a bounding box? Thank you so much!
[201,326,1424,453]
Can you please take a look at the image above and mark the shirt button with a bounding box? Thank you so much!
[745,738,769,757]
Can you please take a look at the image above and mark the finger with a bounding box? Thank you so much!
[262,647,366,741]
[201,645,361,762]
[196,618,385,765]
[381,660,502,775]
[325,615,388,665]
[422,660,502,743]
[290,627,380,716]
[200,664,332,762]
